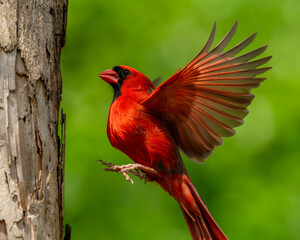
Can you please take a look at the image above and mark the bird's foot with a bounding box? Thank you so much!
[99,160,158,184]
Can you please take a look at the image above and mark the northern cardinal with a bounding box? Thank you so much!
[99,21,271,240]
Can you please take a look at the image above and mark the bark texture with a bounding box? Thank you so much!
[0,0,67,239]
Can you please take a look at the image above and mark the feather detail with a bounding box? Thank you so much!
[165,174,228,240]
[181,177,228,240]
[141,21,272,163]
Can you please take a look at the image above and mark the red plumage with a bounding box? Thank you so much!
[99,21,271,240]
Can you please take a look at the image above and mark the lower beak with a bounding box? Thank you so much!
[99,69,118,85]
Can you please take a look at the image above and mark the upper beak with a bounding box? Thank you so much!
[99,69,118,85]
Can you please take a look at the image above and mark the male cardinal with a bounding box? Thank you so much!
[99,21,271,240]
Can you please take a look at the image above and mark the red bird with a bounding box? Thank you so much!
[99,21,271,240]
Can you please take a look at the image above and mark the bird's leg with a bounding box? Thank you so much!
[99,160,159,184]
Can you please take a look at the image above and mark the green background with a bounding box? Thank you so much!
[61,0,300,239]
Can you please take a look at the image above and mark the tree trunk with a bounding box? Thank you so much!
[0,0,68,239]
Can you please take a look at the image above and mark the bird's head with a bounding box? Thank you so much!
[99,65,154,101]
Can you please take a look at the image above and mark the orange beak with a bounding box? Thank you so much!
[99,69,118,85]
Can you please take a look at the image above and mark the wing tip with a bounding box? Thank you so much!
[259,66,273,73]
[212,20,217,29]
[233,19,238,28]
[261,44,269,51]
[249,31,258,41]
[264,55,273,62]
[228,19,238,35]
[191,151,214,164]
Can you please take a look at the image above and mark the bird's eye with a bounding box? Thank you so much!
[123,69,130,75]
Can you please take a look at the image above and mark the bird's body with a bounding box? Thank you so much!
[107,74,180,175]
[100,22,271,240]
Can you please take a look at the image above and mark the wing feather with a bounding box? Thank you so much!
[141,22,272,163]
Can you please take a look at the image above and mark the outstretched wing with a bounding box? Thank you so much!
[141,21,272,163]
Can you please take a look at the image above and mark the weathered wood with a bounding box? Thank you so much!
[0,0,68,239]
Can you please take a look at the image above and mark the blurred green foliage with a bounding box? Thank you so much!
[61,0,300,239]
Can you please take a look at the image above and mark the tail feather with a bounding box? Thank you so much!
[180,177,228,240]
[181,206,214,240]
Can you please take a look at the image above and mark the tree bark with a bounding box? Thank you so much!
[0,0,68,239]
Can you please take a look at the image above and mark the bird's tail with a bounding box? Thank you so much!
[165,174,228,240]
